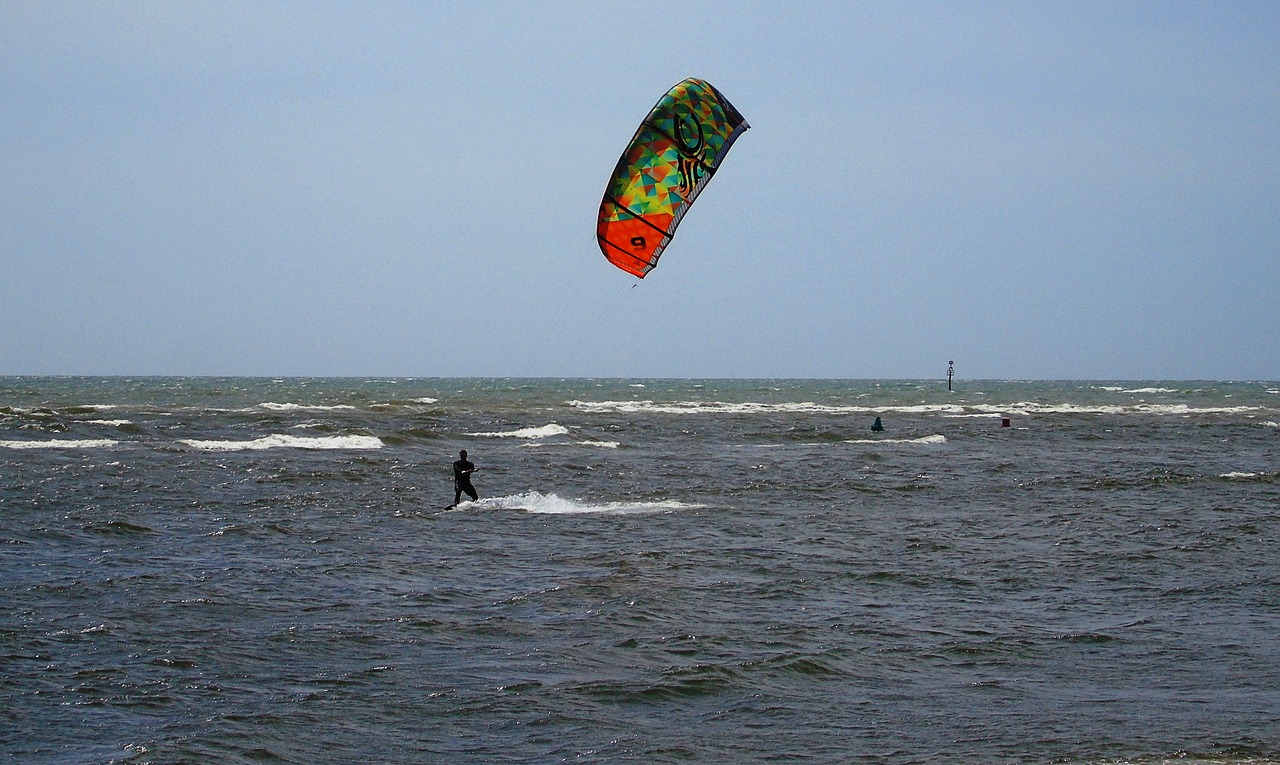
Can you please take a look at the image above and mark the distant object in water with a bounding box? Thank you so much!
[871,416,885,432]
[1001,417,1011,428]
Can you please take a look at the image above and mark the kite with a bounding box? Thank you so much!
[596,78,749,278]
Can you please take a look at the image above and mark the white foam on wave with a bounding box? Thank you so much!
[0,407,51,417]
[521,439,620,449]
[568,399,1268,417]
[258,402,357,412]
[1096,385,1181,394]
[567,399,912,415]
[452,491,699,515]
[953,401,1266,416]
[467,423,570,439]
[0,438,118,449]
[845,434,947,445]
[1263,421,1279,428]
[1219,472,1259,480]
[569,398,1273,418]
[412,397,439,404]
[84,419,132,426]
[179,434,383,451]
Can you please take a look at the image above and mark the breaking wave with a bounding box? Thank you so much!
[467,423,570,439]
[844,434,947,445]
[0,438,118,449]
[179,434,383,451]
[258,402,358,412]
[451,492,700,515]
[567,399,1269,417]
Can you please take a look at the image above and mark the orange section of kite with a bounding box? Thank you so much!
[597,212,675,278]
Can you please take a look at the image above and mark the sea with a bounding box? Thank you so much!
[2,377,1278,765]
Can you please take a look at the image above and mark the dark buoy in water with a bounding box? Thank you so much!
[1001,417,1011,428]
[871,416,885,432]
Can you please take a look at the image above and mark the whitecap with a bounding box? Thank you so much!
[467,423,569,439]
[179,434,383,451]
[567,398,1269,418]
[0,438,118,449]
[258,402,357,412]
[845,435,947,445]
[84,419,132,426]
[1219,472,1258,480]
[4,408,53,417]
[521,439,620,449]
[993,402,1263,416]
[567,400,895,415]
[451,491,699,515]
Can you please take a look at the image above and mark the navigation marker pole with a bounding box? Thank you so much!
[947,360,954,392]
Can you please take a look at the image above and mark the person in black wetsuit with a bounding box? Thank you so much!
[452,449,478,505]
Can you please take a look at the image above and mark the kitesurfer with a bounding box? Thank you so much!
[452,449,478,505]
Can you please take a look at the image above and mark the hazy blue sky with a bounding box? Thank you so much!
[3,2,1277,379]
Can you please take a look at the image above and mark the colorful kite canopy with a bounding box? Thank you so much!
[597,78,749,278]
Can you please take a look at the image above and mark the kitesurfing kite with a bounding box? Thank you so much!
[597,78,749,278]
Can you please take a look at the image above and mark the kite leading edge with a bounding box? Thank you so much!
[596,78,749,278]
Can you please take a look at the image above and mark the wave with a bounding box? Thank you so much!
[567,399,1270,417]
[0,406,54,417]
[521,439,620,449]
[1014,402,1264,416]
[258,402,357,412]
[844,434,947,445]
[1097,386,1180,394]
[1219,471,1276,483]
[451,491,700,515]
[567,399,945,416]
[466,423,569,439]
[0,438,118,449]
[179,434,383,451]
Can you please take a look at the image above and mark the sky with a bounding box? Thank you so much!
[2,1,1278,380]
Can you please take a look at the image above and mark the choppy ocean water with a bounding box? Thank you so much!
[2,377,1278,764]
